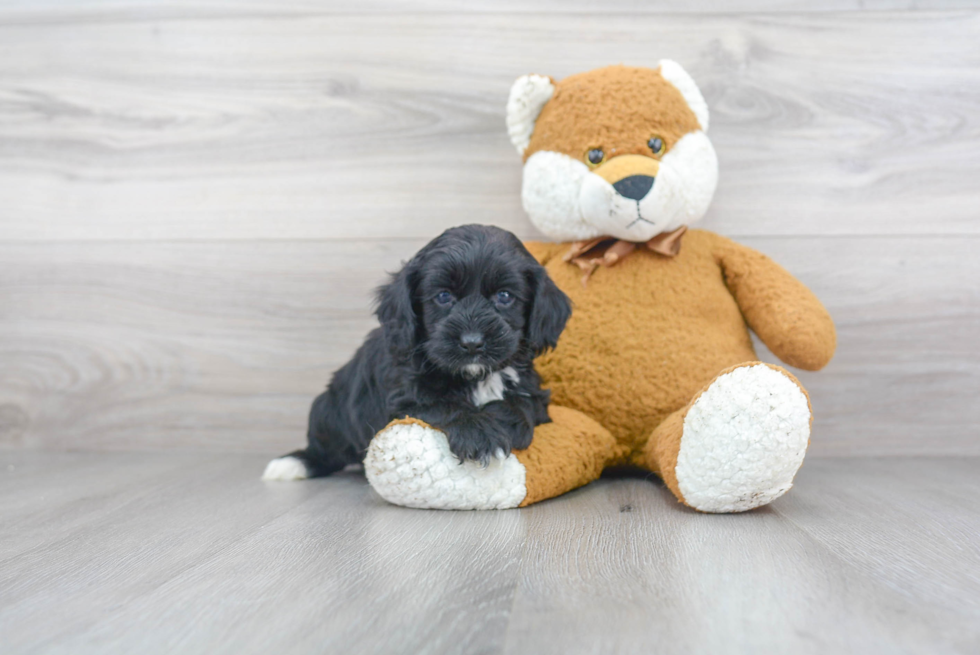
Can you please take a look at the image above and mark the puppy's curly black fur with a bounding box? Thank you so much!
[271,224,572,477]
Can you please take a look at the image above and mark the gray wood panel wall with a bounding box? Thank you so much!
[1,1,978,456]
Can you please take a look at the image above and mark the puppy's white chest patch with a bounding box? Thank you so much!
[471,367,519,407]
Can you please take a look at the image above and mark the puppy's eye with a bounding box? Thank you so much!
[434,291,454,306]
[586,148,604,166]
[495,290,514,306]
[648,136,665,156]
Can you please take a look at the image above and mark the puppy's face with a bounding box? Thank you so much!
[377,225,571,379]
[419,241,529,378]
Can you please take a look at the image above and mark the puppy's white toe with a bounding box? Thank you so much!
[365,421,526,510]
[261,456,309,481]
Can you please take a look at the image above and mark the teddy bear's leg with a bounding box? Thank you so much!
[640,362,812,513]
[365,406,619,510]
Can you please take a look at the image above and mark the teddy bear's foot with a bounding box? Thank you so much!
[364,419,527,510]
[649,363,812,513]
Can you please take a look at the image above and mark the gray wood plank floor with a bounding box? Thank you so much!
[1,452,977,654]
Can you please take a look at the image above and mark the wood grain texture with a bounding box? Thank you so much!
[501,457,980,655]
[0,452,977,654]
[0,239,400,453]
[2,0,976,23]
[1,236,977,456]
[0,12,978,240]
[1,6,975,652]
[1,4,977,457]
[772,458,980,653]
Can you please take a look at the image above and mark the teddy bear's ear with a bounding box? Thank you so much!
[657,59,709,132]
[506,74,555,155]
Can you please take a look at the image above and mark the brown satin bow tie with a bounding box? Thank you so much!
[562,225,688,285]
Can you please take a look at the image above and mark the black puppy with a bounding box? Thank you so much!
[262,224,572,481]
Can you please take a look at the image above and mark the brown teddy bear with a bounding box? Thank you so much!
[364,62,836,513]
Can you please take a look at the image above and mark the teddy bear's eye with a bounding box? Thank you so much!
[648,136,665,156]
[586,148,604,166]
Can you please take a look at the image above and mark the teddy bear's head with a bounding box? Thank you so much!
[507,62,718,243]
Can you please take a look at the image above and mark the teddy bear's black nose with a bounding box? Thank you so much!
[613,175,655,200]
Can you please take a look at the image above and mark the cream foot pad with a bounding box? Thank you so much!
[676,364,811,513]
[365,421,527,510]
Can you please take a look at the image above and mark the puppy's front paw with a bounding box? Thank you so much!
[446,428,514,467]
[365,419,526,510]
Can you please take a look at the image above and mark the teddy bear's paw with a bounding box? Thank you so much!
[364,421,527,510]
[676,364,811,513]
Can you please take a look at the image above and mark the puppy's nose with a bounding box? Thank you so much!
[459,332,485,354]
[613,175,655,201]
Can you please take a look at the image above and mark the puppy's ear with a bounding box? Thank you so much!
[375,259,420,356]
[525,266,572,355]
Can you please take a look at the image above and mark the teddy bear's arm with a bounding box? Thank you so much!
[522,240,569,266]
[714,237,836,371]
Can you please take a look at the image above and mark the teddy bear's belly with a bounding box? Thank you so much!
[536,246,758,451]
